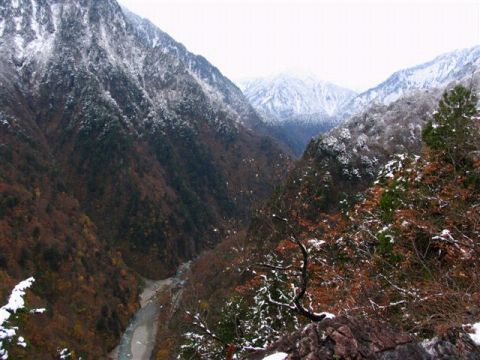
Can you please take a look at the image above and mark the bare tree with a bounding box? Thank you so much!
[258,215,328,322]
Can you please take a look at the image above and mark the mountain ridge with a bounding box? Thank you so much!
[343,45,480,117]
[0,0,291,357]
[239,73,357,122]
[238,73,357,156]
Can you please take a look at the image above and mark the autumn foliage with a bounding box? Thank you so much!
[170,85,480,359]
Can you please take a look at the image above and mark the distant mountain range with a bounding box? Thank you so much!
[238,74,357,122]
[237,74,356,156]
[239,46,480,156]
[343,45,480,118]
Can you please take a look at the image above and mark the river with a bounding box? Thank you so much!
[110,263,190,360]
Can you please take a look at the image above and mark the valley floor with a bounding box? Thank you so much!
[111,263,189,360]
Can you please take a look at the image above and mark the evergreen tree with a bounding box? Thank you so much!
[422,85,478,169]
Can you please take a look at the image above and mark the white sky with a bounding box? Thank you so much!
[119,0,480,91]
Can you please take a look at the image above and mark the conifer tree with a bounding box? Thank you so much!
[422,85,478,169]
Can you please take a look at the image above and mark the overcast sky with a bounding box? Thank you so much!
[119,0,480,91]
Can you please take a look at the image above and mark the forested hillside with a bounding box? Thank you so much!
[170,85,480,359]
[1,0,478,358]
[0,0,290,357]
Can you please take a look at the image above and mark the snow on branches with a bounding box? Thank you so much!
[0,277,45,359]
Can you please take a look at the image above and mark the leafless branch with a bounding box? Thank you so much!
[186,311,223,344]
[269,215,327,322]
[378,273,419,298]
[256,262,293,271]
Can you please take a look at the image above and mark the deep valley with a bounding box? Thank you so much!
[0,0,479,359]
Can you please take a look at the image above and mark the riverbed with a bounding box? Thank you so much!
[110,263,190,360]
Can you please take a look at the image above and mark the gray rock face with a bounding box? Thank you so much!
[244,316,480,360]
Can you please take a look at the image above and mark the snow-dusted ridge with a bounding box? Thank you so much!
[0,0,264,132]
[239,73,357,124]
[303,65,480,193]
[239,46,480,132]
[343,45,480,118]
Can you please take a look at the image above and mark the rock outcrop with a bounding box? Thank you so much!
[245,316,480,360]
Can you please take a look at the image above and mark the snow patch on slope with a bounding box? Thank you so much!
[263,352,288,360]
[468,322,480,345]
[0,278,45,360]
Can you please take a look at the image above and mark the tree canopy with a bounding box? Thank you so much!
[422,84,479,169]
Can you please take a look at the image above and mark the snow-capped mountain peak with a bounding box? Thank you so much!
[238,73,357,122]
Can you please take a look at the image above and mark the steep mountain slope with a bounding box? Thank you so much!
[243,148,480,359]
[0,121,139,357]
[0,0,290,274]
[0,0,290,357]
[239,74,357,156]
[171,85,480,359]
[344,45,480,117]
[276,71,480,223]
[171,154,480,359]
[122,8,265,131]
[156,57,479,360]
